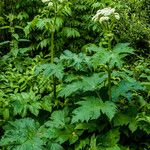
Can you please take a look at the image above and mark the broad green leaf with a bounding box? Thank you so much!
[72,97,102,123]
[45,109,69,128]
[11,92,41,117]
[112,80,144,101]
[81,73,107,91]
[72,97,117,123]
[100,101,117,120]
[113,43,134,55]
[58,73,107,97]
[0,118,44,150]
[35,63,64,80]
[58,81,82,97]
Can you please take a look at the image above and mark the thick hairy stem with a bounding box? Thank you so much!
[107,65,112,101]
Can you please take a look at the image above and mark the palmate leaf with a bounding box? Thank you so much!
[43,110,78,146]
[82,73,107,91]
[91,43,134,69]
[54,126,79,144]
[112,80,144,101]
[109,43,134,68]
[72,97,117,123]
[113,43,134,56]
[58,73,107,97]
[58,81,82,97]
[11,92,41,117]
[72,97,101,123]
[45,109,70,129]
[91,48,110,69]
[0,118,44,150]
[35,63,64,80]
[59,50,91,70]
[100,101,117,121]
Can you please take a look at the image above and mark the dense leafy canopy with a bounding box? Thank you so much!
[0,0,150,150]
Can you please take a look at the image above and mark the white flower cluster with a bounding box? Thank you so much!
[92,7,120,23]
[42,0,50,3]
[42,0,65,3]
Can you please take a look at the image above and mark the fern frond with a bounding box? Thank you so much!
[62,27,80,38]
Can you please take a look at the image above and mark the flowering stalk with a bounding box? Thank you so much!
[92,7,120,101]
[92,7,120,49]
[42,0,58,99]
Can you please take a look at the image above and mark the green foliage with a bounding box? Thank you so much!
[91,43,134,69]
[72,97,117,123]
[0,118,44,150]
[0,0,150,150]
[111,80,144,101]
[11,92,41,117]
[62,27,80,38]
[35,63,64,80]
[58,73,107,97]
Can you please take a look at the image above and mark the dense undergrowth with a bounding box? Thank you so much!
[0,0,150,150]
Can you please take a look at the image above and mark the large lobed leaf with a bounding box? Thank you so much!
[58,73,107,97]
[72,97,117,123]
[91,43,134,69]
[0,118,44,150]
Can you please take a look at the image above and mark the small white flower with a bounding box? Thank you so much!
[97,7,115,16]
[99,16,110,23]
[42,0,50,3]
[92,7,120,23]
[114,13,120,20]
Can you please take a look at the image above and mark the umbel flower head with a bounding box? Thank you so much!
[92,7,120,23]
[42,0,50,3]
[42,0,65,3]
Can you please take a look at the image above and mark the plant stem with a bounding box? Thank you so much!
[50,1,58,99]
[107,65,112,101]
[50,30,57,99]
[50,31,54,63]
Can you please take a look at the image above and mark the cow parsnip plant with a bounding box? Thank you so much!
[0,0,150,150]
